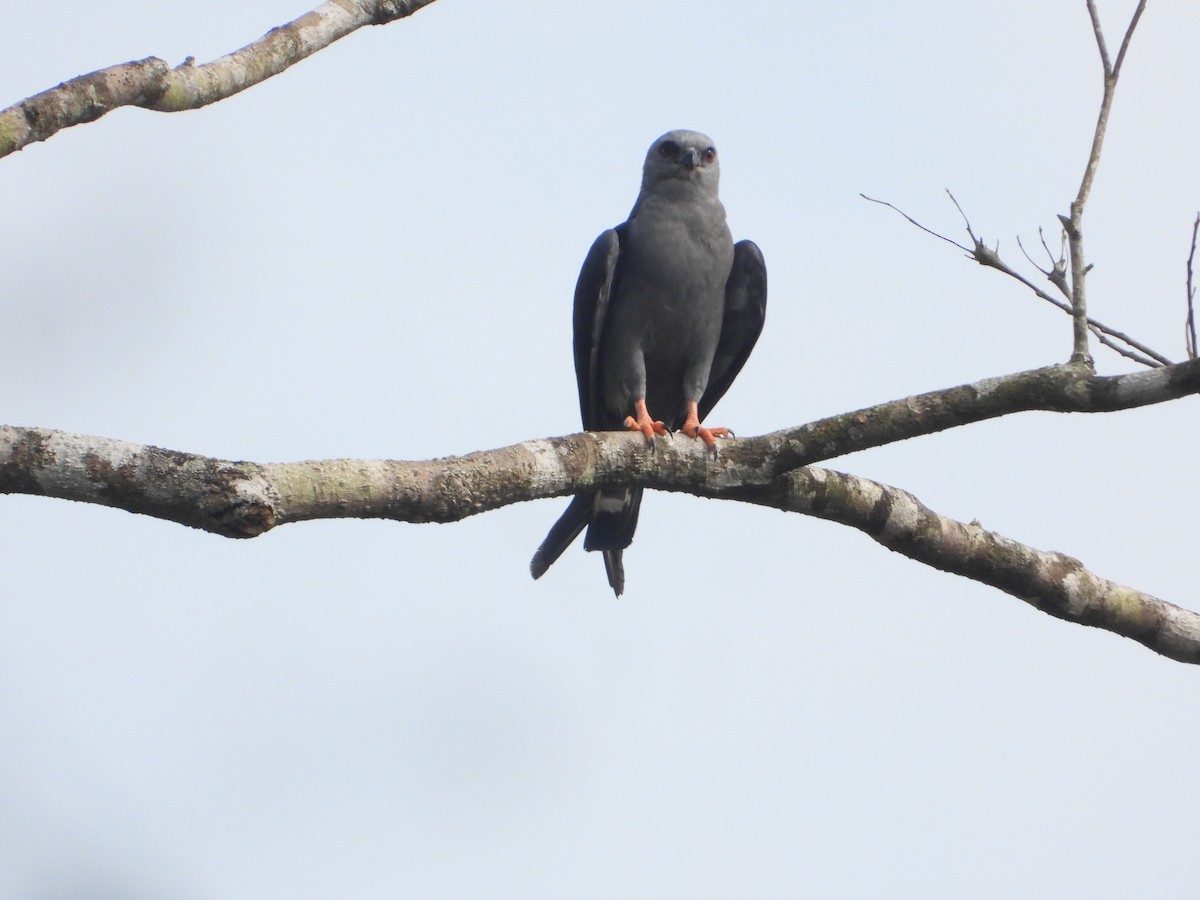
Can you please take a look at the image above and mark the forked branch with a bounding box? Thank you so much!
[861,193,1171,367]
[1067,0,1149,363]
[866,2,1154,367]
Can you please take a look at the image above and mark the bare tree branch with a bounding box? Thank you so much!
[863,193,1172,366]
[1112,0,1149,78]
[1086,0,1113,76]
[1187,213,1199,361]
[0,0,438,160]
[1017,229,1070,299]
[860,193,973,255]
[1068,0,1148,364]
[6,409,1200,663]
[1,0,1193,670]
[724,467,1200,665]
[6,361,1199,537]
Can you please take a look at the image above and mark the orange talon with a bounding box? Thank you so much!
[680,400,730,452]
[624,398,668,444]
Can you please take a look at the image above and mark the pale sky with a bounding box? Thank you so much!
[3,1,1199,897]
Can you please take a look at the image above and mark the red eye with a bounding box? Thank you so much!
[659,141,678,158]
[704,147,716,163]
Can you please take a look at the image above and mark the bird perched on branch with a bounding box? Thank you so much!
[531,129,767,596]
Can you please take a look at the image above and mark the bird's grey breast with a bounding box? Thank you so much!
[618,194,734,346]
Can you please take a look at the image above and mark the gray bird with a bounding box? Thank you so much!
[530,129,767,596]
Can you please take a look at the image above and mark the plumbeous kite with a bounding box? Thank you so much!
[530,129,767,596]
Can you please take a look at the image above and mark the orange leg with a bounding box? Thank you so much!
[679,400,730,449]
[624,398,668,444]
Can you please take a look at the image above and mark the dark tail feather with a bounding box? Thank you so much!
[583,488,642,551]
[585,488,642,597]
[533,489,642,597]
[602,550,625,597]
[530,493,594,580]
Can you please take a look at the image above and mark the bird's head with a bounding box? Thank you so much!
[641,130,720,196]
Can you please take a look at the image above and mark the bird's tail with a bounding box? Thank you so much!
[602,549,625,598]
[530,493,593,581]
[531,488,642,597]
[585,487,642,597]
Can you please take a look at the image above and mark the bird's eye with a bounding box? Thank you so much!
[704,147,716,163]
[659,141,678,158]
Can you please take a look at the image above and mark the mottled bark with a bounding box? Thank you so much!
[4,357,1200,663]
[0,0,439,159]
[725,467,1200,665]
[3,1,1195,665]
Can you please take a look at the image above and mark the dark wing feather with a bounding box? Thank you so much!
[572,228,622,430]
[699,240,767,421]
[533,226,635,595]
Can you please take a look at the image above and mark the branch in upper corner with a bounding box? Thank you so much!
[0,0,439,160]
[862,192,1172,367]
[1187,213,1199,361]
[720,466,1200,664]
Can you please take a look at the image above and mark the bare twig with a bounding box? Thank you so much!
[860,194,972,255]
[0,0,440,160]
[1086,1,1112,75]
[1017,234,1049,277]
[1187,213,1199,360]
[946,190,977,240]
[1068,0,1149,365]
[1112,0,1149,78]
[1017,228,1071,299]
[1089,325,1161,368]
[864,193,1172,367]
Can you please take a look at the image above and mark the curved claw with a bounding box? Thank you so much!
[681,421,730,447]
[624,399,668,445]
[679,399,731,457]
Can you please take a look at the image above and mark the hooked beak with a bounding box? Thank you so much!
[680,148,699,170]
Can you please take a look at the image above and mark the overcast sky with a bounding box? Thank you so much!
[3,1,1199,897]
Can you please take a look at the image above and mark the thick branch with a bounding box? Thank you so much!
[0,0,438,159]
[5,360,1199,661]
[752,359,1200,481]
[723,467,1200,665]
[6,392,1199,663]
[5,360,1200,535]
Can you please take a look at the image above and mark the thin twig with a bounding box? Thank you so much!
[1113,0,1149,78]
[863,192,1172,367]
[1086,0,1112,74]
[1187,213,1199,361]
[1090,325,1160,368]
[946,189,979,244]
[1040,226,1071,298]
[860,194,972,254]
[1068,0,1148,365]
[1017,235,1051,277]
